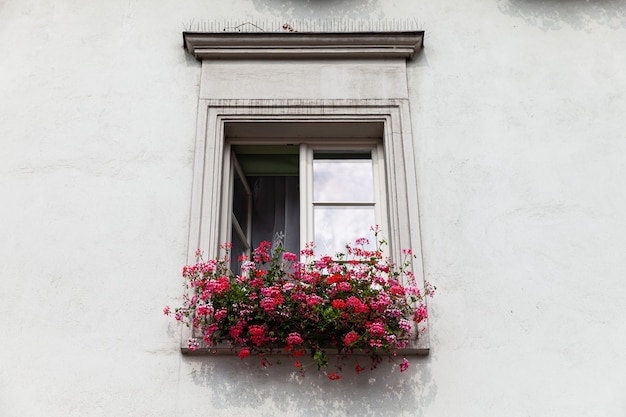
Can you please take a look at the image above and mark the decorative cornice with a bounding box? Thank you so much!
[183,31,424,60]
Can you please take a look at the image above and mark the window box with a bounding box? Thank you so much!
[169,233,434,377]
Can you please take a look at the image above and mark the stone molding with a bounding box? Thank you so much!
[183,31,424,60]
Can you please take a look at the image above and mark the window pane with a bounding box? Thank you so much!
[314,206,376,256]
[313,158,374,202]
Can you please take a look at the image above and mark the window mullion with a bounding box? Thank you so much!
[299,143,313,251]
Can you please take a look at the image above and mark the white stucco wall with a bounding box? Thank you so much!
[1,0,625,416]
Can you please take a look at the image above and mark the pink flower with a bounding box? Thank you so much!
[413,305,428,323]
[367,321,385,337]
[260,297,276,312]
[306,294,323,306]
[399,358,409,372]
[214,308,227,321]
[399,319,412,332]
[163,306,170,316]
[241,260,255,273]
[344,331,359,347]
[286,332,304,346]
[369,339,383,348]
[253,241,272,263]
[283,252,298,262]
[300,242,315,257]
[187,338,200,351]
[196,304,213,316]
[346,296,369,313]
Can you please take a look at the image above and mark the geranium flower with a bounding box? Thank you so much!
[286,332,304,346]
[238,348,250,360]
[327,372,342,381]
[399,358,409,372]
[187,338,200,351]
[344,331,359,347]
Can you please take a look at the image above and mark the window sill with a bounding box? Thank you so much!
[180,328,429,355]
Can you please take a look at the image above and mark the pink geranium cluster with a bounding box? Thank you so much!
[165,229,435,379]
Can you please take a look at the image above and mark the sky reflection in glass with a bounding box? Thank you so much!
[313,157,376,256]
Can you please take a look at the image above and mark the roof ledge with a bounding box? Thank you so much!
[183,31,424,60]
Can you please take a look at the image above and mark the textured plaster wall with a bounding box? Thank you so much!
[1,0,625,416]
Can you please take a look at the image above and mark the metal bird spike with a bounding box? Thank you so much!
[183,18,421,33]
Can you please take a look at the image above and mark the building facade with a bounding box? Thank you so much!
[1,0,625,416]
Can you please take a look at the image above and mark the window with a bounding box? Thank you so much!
[224,141,386,267]
[183,29,429,353]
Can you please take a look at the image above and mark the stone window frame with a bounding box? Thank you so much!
[182,31,429,354]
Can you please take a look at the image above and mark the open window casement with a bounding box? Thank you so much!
[224,142,387,265]
[183,30,430,353]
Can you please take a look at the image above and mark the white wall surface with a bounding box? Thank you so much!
[1,0,625,416]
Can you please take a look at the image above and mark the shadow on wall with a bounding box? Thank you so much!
[183,354,436,416]
[498,0,626,31]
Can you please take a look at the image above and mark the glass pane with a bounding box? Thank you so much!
[313,158,374,202]
[232,170,249,233]
[314,206,376,256]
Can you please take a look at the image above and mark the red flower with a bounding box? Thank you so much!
[238,348,250,360]
[295,361,302,368]
[327,372,342,381]
[355,364,366,374]
[291,349,305,357]
[331,299,346,310]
